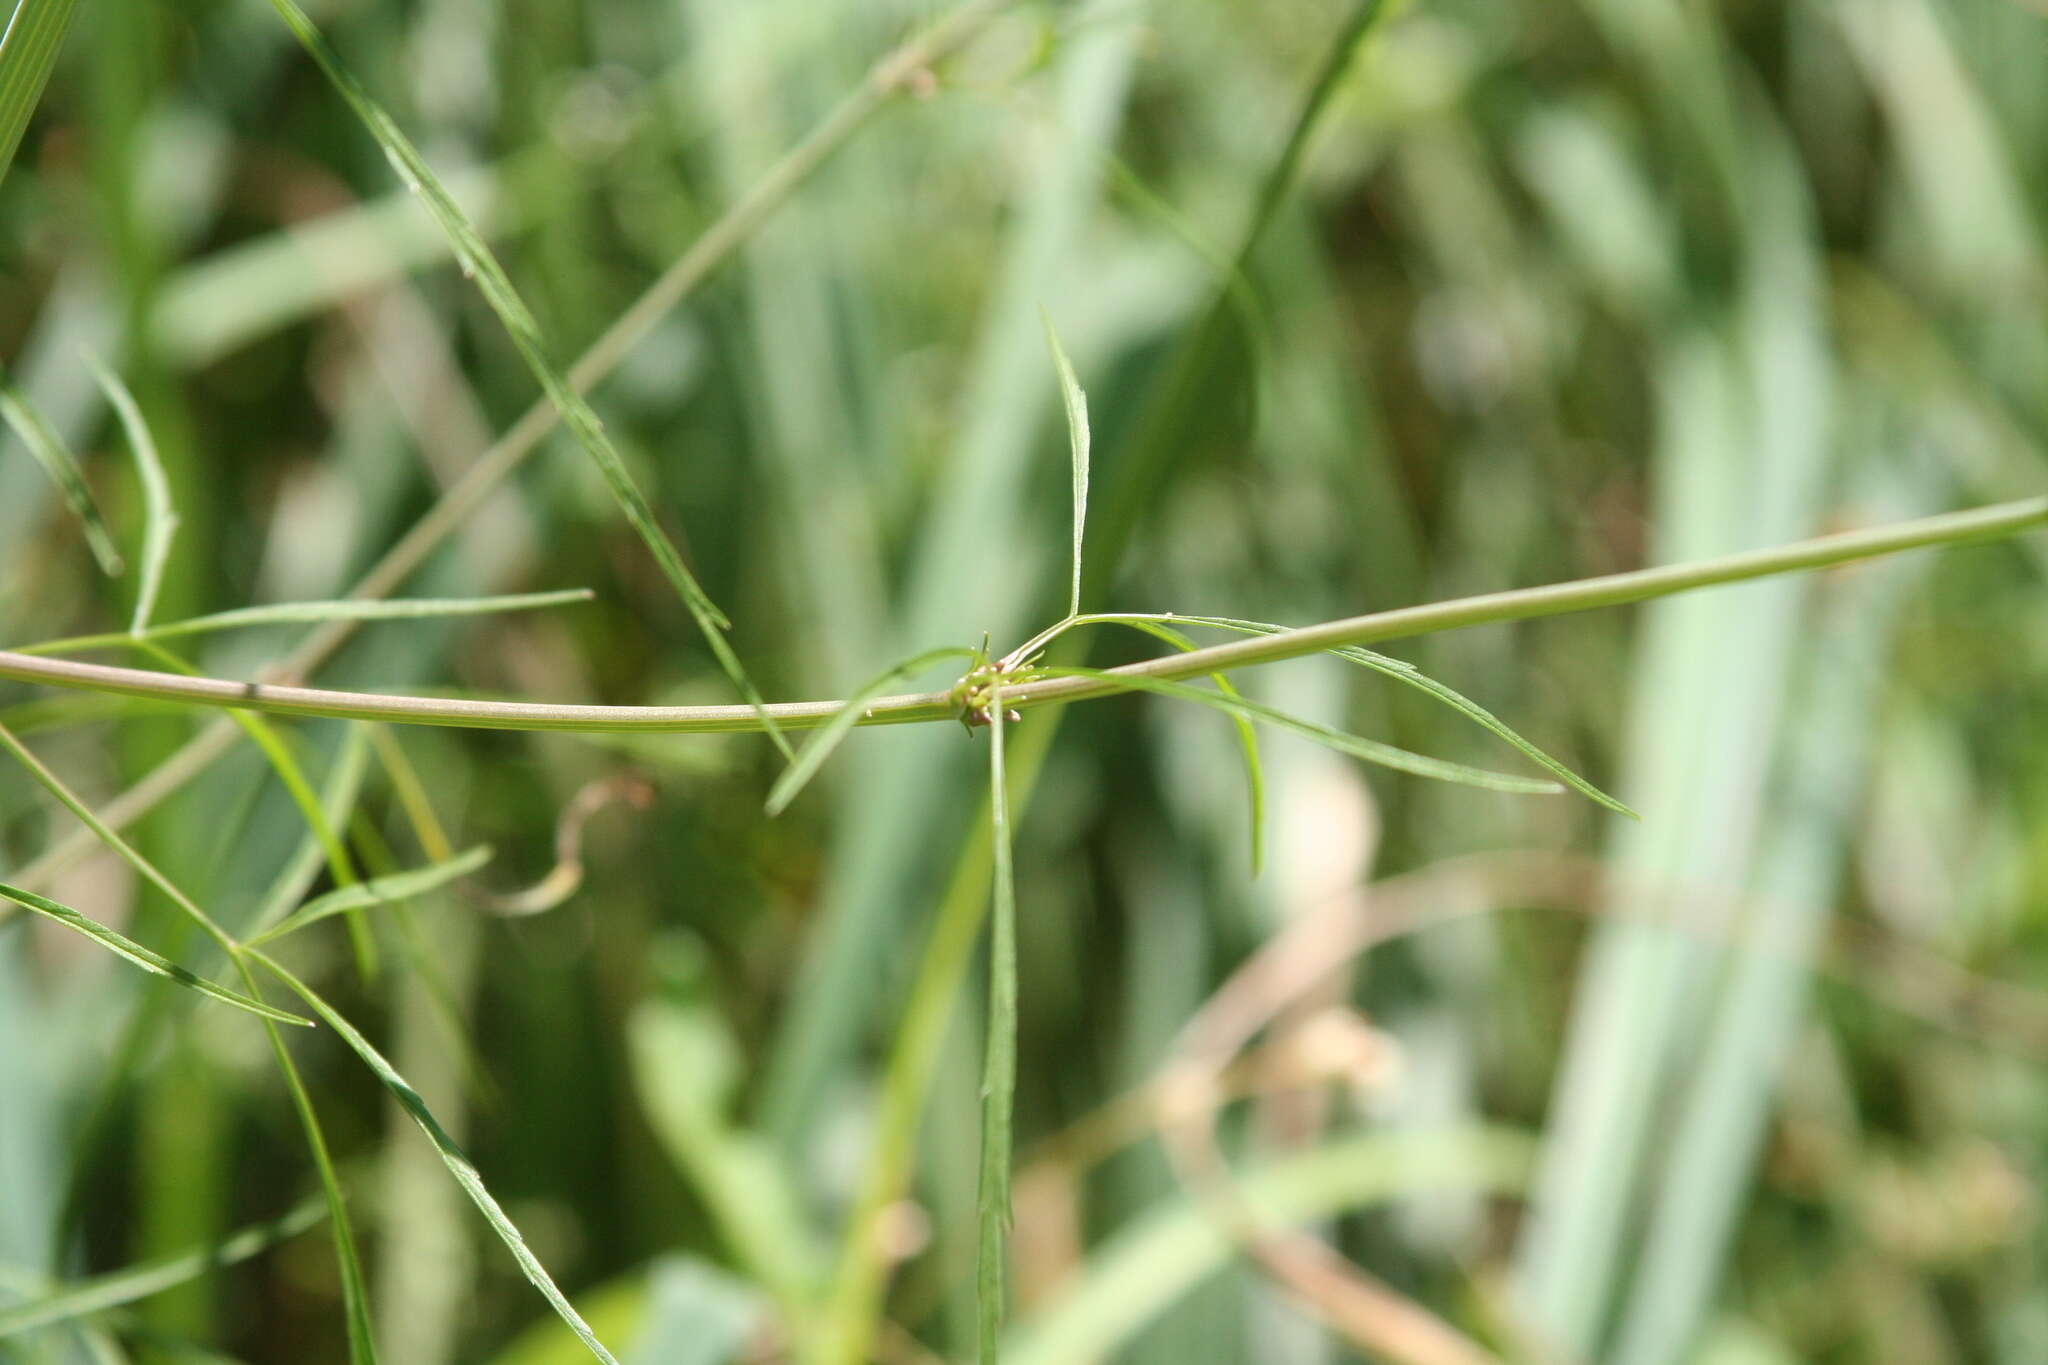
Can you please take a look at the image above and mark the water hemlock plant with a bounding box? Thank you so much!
[2,0,2045,1362]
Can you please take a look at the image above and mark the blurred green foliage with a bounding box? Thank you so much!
[3,0,2048,1362]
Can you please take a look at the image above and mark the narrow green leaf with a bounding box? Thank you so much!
[257,0,790,760]
[0,366,122,574]
[1159,615,1633,816]
[0,880,310,1026]
[18,589,596,657]
[1041,310,1089,619]
[82,353,177,635]
[1088,617,1265,874]
[0,722,365,1355]
[0,0,79,191]
[1037,666,1565,795]
[128,638,379,978]
[976,699,1018,1364]
[251,951,623,1365]
[0,1196,327,1335]
[763,647,980,816]
[247,728,373,951]
[244,981,380,1364]
[250,846,493,946]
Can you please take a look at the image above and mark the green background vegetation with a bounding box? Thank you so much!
[3,0,2048,1362]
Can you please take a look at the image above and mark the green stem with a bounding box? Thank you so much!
[2,497,2040,734]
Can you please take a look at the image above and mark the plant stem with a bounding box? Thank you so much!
[3,496,2040,734]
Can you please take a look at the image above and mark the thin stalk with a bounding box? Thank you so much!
[975,701,1018,1363]
[1,496,2038,735]
[804,714,1062,1365]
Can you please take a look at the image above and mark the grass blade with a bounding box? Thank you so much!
[1081,617,1265,874]
[257,0,790,759]
[251,951,623,1365]
[0,365,122,574]
[1146,614,1632,816]
[82,353,177,635]
[127,639,380,978]
[0,880,308,1026]
[1041,311,1089,619]
[18,590,595,656]
[1037,667,1564,795]
[808,714,1063,1365]
[0,0,78,190]
[0,717,375,1356]
[250,846,492,946]
[764,647,980,816]
[0,720,236,954]
[976,700,1018,1363]
[248,999,379,1364]
[0,1196,326,1335]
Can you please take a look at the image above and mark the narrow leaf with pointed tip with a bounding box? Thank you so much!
[0,368,123,575]
[765,647,982,816]
[251,951,623,1365]
[82,355,177,636]
[258,0,790,759]
[251,846,494,946]
[0,0,79,191]
[1103,614,1632,816]
[976,698,1018,1363]
[18,590,595,657]
[1041,311,1090,619]
[1036,666,1565,795]
[0,880,311,1026]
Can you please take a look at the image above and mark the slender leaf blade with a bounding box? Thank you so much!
[257,0,790,758]
[83,354,177,635]
[0,1197,326,1335]
[1090,616,1265,874]
[0,366,122,574]
[763,647,979,816]
[252,952,623,1365]
[1038,666,1564,794]
[246,987,379,1364]
[1041,310,1090,618]
[976,699,1018,1364]
[0,0,78,190]
[19,590,595,656]
[0,880,311,1026]
[1160,614,1633,815]
[127,637,380,977]
[251,846,493,946]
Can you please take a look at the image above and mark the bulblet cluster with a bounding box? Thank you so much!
[949,657,1023,732]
